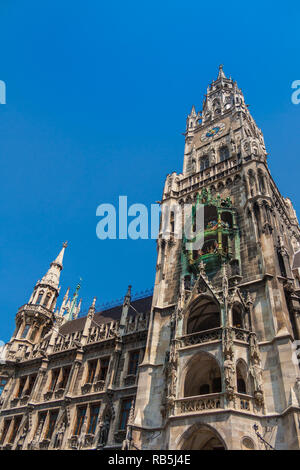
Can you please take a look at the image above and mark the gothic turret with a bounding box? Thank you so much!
[7,243,67,360]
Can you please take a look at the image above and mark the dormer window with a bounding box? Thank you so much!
[219,146,229,162]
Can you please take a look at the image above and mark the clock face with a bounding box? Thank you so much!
[201,122,225,142]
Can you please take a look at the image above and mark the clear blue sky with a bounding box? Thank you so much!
[0,1,299,342]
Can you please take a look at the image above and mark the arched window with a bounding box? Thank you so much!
[200,155,210,171]
[232,305,244,328]
[219,146,229,162]
[180,424,226,450]
[184,353,222,397]
[236,360,248,395]
[187,298,220,334]
[43,294,51,308]
[258,172,266,194]
[36,292,43,305]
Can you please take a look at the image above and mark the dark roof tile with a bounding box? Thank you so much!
[59,295,152,335]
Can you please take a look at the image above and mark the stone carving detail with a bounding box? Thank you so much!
[222,327,235,400]
[179,395,222,414]
[249,332,264,406]
[53,421,66,449]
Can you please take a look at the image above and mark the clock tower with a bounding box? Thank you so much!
[132,66,300,450]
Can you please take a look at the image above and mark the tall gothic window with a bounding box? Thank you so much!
[36,292,43,305]
[49,368,60,391]
[74,406,87,435]
[119,398,132,430]
[99,357,110,381]
[21,324,30,339]
[45,410,59,440]
[200,155,210,171]
[86,360,97,384]
[219,146,229,162]
[0,419,11,445]
[88,404,100,435]
[16,377,26,398]
[60,367,71,389]
[43,294,51,308]
[128,350,140,376]
[9,416,22,444]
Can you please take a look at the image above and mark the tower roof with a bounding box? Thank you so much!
[39,242,67,289]
[51,241,67,269]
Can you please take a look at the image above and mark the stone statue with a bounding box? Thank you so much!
[224,356,235,394]
[223,327,234,360]
[98,414,110,448]
[249,333,260,363]
[54,420,65,449]
[250,357,263,393]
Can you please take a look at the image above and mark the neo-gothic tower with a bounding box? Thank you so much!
[132,66,300,450]
[6,243,68,361]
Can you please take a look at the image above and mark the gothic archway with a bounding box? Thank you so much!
[183,352,222,397]
[186,297,220,334]
[179,423,226,450]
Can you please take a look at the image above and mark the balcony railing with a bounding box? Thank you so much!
[174,392,255,416]
[175,393,224,414]
[179,328,222,347]
[179,327,250,348]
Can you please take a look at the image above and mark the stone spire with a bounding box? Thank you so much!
[40,242,67,289]
[217,64,226,80]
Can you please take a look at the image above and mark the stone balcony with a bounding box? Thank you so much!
[179,327,250,349]
[175,393,224,415]
[174,392,256,416]
[179,327,222,348]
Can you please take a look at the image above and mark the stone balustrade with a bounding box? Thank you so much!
[175,393,224,414]
[175,392,256,416]
[179,328,222,347]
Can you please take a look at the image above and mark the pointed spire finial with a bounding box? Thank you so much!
[123,285,132,307]
[87,297,96,319]
[52,241,68,269]
[217,64,226,79]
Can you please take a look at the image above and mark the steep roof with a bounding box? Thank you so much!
[59,295,153,335]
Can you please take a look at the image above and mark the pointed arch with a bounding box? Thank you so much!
[183,351,222,397]
[177,422,227,450]
[185,295,221,334]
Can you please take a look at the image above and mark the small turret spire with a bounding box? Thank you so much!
[64,280,81,322]
[217,64,226,79]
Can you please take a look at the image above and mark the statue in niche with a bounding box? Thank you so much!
[224,355,235,396]
[250,357,263,394]
[97,414,111,448]
[249,333,260,363]
[54,420,66,449]
[164,343,178,399]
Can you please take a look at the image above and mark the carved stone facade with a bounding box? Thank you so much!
[1,66,300,450]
